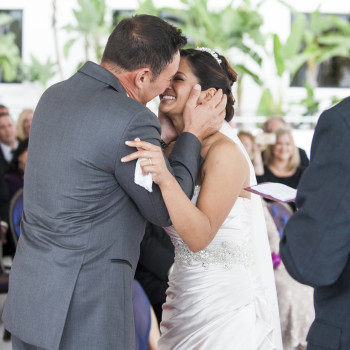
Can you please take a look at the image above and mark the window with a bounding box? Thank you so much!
[291,13,350,88]
[0,9,23,83]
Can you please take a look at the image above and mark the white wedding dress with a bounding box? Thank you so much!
[158,122,282,350]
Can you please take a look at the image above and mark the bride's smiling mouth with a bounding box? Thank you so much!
[160,94,176,102]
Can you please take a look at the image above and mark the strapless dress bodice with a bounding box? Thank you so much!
[163,186,254,270]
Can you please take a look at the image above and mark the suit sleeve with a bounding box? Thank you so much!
[114,108,201,227]
[280,101,350,287]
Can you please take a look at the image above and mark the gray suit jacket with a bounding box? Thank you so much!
[280,97,350,350]
[2,62,201,349]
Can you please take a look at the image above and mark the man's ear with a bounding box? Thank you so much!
[135,68,152,89]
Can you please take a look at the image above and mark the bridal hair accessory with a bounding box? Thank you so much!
[196,47,222,65]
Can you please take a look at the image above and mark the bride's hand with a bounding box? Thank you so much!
[122,139,173,186]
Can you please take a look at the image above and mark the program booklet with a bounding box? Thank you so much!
[245,182,297,203]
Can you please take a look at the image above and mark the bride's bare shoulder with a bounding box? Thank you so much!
[209,133,245,158]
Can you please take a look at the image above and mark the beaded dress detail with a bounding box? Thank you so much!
[171,186,254,271]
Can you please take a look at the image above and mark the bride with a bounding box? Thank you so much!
[124,48,282,350]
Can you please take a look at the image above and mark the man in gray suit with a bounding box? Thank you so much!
[280,97,350,349]
[2,15,226,350]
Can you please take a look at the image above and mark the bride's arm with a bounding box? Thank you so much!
[122,139,249,252]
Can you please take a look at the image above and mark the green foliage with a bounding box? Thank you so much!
[272,12,307,79]
[0,13,22,82]
[22,55,56,88]
[299,83,320,116]
[298,10,350,87]
[257,88,283,117]
[136,0,267,114]
[260,7,350,117]
[62,0,111,62]
[137,0,265,71]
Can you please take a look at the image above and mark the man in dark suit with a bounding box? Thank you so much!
[0,112,18,255]
[0,112,18,172]
[280,97,350,350]
[2,15,226,350]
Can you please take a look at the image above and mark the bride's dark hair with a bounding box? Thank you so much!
[180,49,238,122]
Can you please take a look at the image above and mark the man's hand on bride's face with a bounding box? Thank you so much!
[121,139,173,186]
[183,84,227,143]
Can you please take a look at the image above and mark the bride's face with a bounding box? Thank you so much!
[159,57,208,120]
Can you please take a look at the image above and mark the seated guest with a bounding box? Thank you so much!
[0,167,9,208]
[2,138,28,257]
[237,130,255,160]
[255,127,305,212]
[0,104,9,115]
[264,200,314,350]
[0,112,18,172]
[135,222,175,325]
[238,125,313,349]
[5,138,28,198]
[16,109,34,141]
[132,279,160,350]
[262,117,309,167]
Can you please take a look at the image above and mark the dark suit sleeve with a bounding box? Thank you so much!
[115,108,201,227]
[280,99,350,288]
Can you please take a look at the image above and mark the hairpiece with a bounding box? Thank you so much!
[196,47,222,65]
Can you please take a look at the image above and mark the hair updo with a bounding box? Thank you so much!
[180,49,238,122]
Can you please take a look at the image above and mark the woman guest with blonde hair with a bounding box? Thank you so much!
[16,108,34,140]
[254,127,305,212]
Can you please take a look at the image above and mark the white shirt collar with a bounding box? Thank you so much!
[0,142,18,162]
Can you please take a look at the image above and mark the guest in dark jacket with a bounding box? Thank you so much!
[5,138,28,198]
[135,222,175,324]
[2,138,28,256]
[280,97,350,350]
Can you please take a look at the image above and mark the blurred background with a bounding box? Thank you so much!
[0,0,350,155]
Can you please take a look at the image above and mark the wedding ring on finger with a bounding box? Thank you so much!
[149,158,152,165]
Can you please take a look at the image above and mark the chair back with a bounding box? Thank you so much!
[9,188,23,246]
[0,223,9,293]
[132,279,151,350]
[266,201,293,238]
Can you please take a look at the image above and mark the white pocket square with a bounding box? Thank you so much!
[134,158,153,192]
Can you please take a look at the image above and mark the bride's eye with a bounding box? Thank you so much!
[174,76,184,81]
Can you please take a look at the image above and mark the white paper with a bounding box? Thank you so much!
[248,182,297,202]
